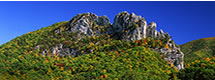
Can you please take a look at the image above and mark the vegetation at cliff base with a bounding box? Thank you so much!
[0,46,177,80]
[0,21,179,79]
[176,57,215,80]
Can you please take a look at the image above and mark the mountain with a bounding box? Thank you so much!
[180,37,215,64]
[0,12,184,79]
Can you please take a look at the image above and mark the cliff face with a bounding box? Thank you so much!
[46,12,185,70]
[111,12,147,40]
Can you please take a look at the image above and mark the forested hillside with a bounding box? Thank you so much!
[0,12,214,80]
[180,37,215,64]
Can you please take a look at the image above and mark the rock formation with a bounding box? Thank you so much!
[110,12,184,70]
[112,12,147,40]
[68,13,111,38]
[39,12,184,70]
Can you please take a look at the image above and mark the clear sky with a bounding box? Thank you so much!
[0,1,215,45]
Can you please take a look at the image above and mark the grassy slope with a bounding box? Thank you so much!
[180,37,215,64]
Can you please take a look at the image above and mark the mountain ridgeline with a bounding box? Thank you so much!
[0,12,186,79]
[1,12,184,69]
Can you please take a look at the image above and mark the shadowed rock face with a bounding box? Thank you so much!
[111,12,147,40]
[41,12,184,70]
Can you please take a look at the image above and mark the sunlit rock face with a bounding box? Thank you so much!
[69,13,111,38]
[159,39,184,70]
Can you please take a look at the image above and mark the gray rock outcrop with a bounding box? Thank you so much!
[160,40,184,70]
[68,13,111,38]
[51,44,79,57]
[112,12,147,40]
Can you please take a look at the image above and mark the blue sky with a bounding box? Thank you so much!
[0,1,215,45]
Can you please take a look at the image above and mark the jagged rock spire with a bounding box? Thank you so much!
[112,11,147,40]
[147,22,157,38]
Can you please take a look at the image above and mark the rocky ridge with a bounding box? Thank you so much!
[40,12,184,70]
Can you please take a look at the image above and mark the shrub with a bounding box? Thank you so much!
[176,57,215,80]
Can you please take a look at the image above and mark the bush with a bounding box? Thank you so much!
[176,57,215,80]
